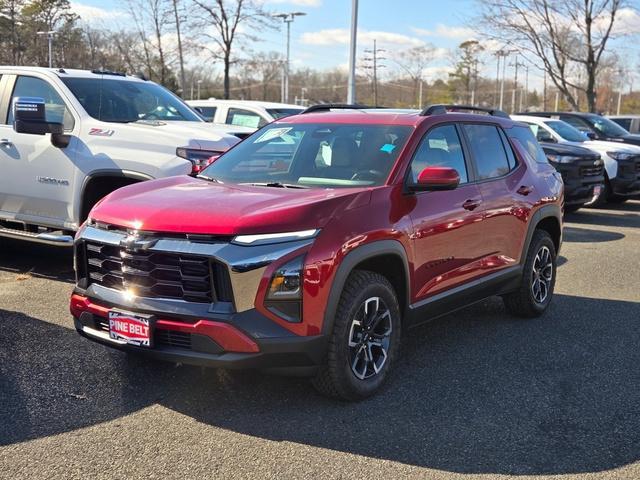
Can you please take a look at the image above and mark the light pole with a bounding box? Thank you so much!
[37,30,56,68]
[273,11,306,104]
[347,0,359,104]
[197,80,203,100]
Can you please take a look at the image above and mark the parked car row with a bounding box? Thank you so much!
[0,66,638,401]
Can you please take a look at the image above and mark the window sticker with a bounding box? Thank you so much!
[528,124,539,136]
[380,143,396,153]
[232,114,261,128]
[428,138,449,151]
[255,127,293,143]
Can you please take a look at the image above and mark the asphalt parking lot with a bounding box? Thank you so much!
[0,201,639,480]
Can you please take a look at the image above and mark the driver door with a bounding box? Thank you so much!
[0,74,79,229]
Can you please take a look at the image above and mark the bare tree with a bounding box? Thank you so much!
[477,0,627,112]
[191,0,274,99]
[393,45,437,107]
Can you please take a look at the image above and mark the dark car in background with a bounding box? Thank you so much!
[539,142,604,212]
[523,112,640,147]
[608,115,640,135]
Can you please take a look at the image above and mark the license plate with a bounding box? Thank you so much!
[592,185,603,197]
[108,310,153,347]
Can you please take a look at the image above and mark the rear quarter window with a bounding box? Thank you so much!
[508,125,549,164]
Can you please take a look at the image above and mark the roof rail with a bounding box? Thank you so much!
[420,104,510,119]
[91,69,126,77]
[301,103,371,114]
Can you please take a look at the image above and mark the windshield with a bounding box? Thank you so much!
[267,108,304,120]
[585,115,629,137]
[62,77,202,123]
[201,123,413,188]
[545,120,587,142]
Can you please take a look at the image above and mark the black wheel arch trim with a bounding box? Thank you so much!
[521,203,563,263]
[321,239,411,336]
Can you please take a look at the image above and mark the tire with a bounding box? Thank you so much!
[312,270,402,401]
[503,230,557,318]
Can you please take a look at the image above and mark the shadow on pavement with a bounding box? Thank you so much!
[0,238,74,283]
[563,226,625,243]
[2,293,639,475]
[566,207,639,229]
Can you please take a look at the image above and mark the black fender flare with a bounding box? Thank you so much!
[321,239,411,335]
[78,170,154,221]
[520,203,563,263]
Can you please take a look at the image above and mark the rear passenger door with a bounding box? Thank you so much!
[462,123,525,270]
[408,124,487,300]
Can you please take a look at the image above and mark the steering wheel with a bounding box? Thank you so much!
[351,169,384,181]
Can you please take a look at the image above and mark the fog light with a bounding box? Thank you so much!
[265,256,303,322]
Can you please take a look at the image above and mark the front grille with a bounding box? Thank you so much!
[580,164,604,177]
[85,242,230,303]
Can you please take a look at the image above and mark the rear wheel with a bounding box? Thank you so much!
[503,230,557,318]
[312,270,401,401]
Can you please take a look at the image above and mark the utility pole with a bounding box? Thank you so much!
[37,30,56,68]
[494,53,501,107]
[363,40,386,106]
[495,49,514,110]
[197,80,202,100]
[520,65,529,111]
[543,71,547,110]
[347,0,358,104]
[274,11,306,104]
[172,0,186,97]
[509,55,523,114]
[617,68,624,115]
[554,91,559,110]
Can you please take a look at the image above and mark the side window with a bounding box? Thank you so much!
[8,76,74,130]
[463,124,511,180]
[226,108,266,128]
[508,125,549,164]
[531,124,555,143]
[197,106,216,122]
[409,124,468,184]
[613,118,631,131]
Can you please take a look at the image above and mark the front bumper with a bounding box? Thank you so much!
[71,293,327,374]
[551,159,604,206]
[610,158,640,196]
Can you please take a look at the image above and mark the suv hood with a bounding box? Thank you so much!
[90,176,371,235]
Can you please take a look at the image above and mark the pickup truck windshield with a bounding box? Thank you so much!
[61,77,201,123]
[585,114,630,137]
[201,123,413,188]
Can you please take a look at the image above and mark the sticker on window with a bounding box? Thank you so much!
[232,114,261,128]
[255,127,293,143]
[380,143,396,153]
[428,138,449,151]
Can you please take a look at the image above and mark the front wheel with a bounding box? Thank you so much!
[312,270,401,401]
[503,230,557,318]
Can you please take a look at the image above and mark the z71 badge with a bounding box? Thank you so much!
[88,128,115,137]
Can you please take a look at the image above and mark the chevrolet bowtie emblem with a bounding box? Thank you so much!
[119,234,157,251]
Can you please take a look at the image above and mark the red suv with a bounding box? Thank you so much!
[71,104,563,400]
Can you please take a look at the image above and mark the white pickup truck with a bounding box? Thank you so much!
[0,67,245,246]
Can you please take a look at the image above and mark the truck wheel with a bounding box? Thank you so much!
[503,230,557,318]
[312,270,401,401]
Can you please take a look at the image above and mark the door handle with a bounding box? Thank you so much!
[0,139,12,147]
[517,185,534,196]
[462,199,481,211]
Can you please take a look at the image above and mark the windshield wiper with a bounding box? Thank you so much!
[197,175,219,183]
[241,182,309,189]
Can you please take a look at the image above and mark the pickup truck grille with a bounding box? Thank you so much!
[85,242,232,303]
[580,164,604,177]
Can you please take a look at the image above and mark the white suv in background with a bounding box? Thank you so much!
[187,99,304,130]
[513,114,640,204]
[0,67,242,246]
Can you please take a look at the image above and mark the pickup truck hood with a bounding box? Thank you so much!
[91,176,371,235]
[564,140,640,154]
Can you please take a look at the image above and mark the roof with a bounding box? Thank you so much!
[512,114,555,124]
[275,107,517,128]
[186,99,304,110]
[608,115,640,119]
[523,111,598,118]
[0,66,146,82]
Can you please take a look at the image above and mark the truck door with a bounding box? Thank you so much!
[0,74,80,229]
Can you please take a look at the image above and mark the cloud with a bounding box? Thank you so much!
[70,2,126,23]
[302,29,424,47]
[411,24,476,40]
[262,0,322,7]
[606,7,640,36]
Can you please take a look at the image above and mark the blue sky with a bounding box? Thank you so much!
[71,0,481,80]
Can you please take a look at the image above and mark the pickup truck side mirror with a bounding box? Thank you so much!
[584,131,597,140]
[13,97,70,148]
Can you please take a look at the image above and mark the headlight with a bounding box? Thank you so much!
[265,256,304,322]
[546,154,580,164]
[233,229,319,246]
[176,147,222,174]
[606,151,636,161]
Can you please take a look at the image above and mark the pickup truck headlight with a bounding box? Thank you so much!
[176,147,222,174]
[546,154,580,164]
[606,151,636,161]
[265,256,303,322]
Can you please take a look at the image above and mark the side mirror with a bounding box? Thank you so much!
[583,131,596,140]
[13,97,63,135]
[410,166,460,192]
[539,134,557,143]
